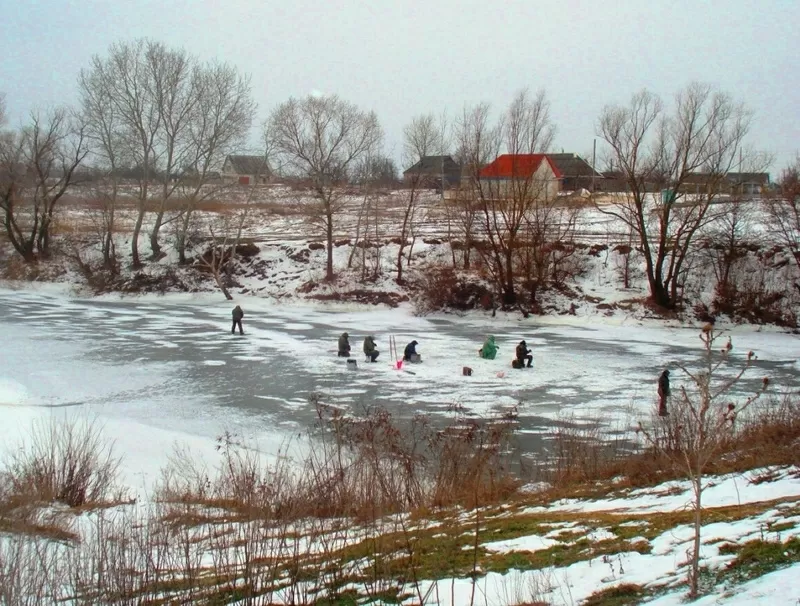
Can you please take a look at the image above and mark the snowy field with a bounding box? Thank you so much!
[1,284,798,500]
[413,467,800,605]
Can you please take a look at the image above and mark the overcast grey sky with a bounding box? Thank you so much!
[1,0,798,174]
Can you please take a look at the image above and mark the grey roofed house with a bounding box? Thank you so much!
[403,155,462,188]
[683,171,770,196]
[547,153,604,192]
[222,154,271,185]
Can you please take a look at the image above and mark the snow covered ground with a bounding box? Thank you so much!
[412,467,800,605]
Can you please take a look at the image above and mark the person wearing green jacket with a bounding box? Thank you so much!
[479,335,498,360]
[363,336,380,362]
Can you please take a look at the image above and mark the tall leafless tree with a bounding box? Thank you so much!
[79,66,127,270]
[174,62,256,263]
[82,40,161,268]
[0,108,88,261]
[457,90,557,305]
[397,113,447,283]
[597,83,753,309]
[764,158,800,287]
[266,95,382,281]
[147,44,197,259]
[79,39,256,268]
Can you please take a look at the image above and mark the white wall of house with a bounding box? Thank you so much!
[478,161,560,200]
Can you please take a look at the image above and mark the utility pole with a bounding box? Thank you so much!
[441,155,445,203]
[591,138,597,193]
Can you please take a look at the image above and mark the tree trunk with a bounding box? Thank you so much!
[132,204,144,268]
[214,269,233,300]
[503,248,516,305]
[396,243,405,283]
[690,476,702,598]
[150,210,164,258]
[325,211,334,281]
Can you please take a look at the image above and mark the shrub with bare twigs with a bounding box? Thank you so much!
[4,417,122,508]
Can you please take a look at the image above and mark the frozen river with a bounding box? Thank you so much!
[1,287,798,489]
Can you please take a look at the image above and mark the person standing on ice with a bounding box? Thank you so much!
[479,336,498,360]
[515,340,533,368]
[657,369,670,416]
[363,336,379,362]
[403,340,419,362]
[338,332,351,357]
[231,305,244,335]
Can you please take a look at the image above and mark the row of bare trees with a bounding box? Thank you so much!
[0,39,256,270]
[3,57,799,311]
[79,39,256,268]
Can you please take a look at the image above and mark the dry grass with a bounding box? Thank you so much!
[159,396,522,523]
[537,393,800,498]
[0,397,797,604]
[3,416,122,508]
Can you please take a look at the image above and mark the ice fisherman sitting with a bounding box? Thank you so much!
[479,336,498,360]
[403,340,421,363]
[363,336,380,362]
[338,332,351,357]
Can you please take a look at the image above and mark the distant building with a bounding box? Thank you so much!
[547,153,603,192]
[403,155,461,189]
[477,154,561,199]
[221,155,271,185]
[682,172,770,197]
[724,172,771,196]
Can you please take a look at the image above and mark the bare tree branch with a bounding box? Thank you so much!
[267,95,382,281]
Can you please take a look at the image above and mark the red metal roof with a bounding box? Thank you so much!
[479,154,563,179]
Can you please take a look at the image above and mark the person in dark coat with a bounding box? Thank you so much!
[337,332,351,357]
[657,369,670,416]
[515,340,533,368]
[403,340,419,362]
[363,336,379,362]
[231,305,244,335]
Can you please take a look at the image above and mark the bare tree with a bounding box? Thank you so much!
[196,201,252,300]
[174,62,256,263]
[764,158,800,287]
[597,83,752,309]
[397,113,446,283]
[637,328,767,598]
[80,40,256,268]
[147,44,197,259]
[79,65,127,271]
[458,90,557,305]
[0,108,88,261]
[82,40,162,268]
[267,94,382,281]
[700,196,756,313]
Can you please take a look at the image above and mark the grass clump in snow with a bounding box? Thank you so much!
[3,416,121,508]
[717,536,800,584]
[582,583,646,606]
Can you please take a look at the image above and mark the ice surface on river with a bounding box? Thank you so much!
[1,287,798,497]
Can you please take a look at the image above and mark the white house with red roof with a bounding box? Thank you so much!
[477,154,562,200]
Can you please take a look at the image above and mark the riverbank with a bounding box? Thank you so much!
[2,192,798,330]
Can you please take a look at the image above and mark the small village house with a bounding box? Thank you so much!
[477,154,561,200]
[221,155,271,185]
[547,153,604,192]
[680,172,770,197]
[402,155,461,190]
